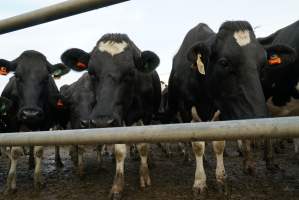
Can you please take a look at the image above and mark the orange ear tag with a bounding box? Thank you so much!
[76,62,87,69]
[268,55,282,65]
[0,66,8,75]
[57,99,64,109]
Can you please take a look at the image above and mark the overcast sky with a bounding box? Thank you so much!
[0,0,298,93]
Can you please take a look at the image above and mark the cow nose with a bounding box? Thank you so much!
[80,120,90,128]
[21,109,43,120]
[90,117,117,128]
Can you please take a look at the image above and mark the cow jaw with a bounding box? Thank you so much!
[98,41,128,56]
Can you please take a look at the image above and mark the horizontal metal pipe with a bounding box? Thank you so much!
[0,0,129,35]
[0,117,299,146]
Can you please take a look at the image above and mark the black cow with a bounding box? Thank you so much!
[258,20,299,154]
[60,72,97,176]
[167,21,294,198]
[61,33,161,199]
[0,50,69,193]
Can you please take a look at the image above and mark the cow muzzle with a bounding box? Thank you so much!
[90,116,120,128]
[19,108,44,123]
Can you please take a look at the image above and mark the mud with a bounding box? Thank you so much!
[0,141,299,200]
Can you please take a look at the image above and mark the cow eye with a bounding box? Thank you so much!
[219,58,229,67]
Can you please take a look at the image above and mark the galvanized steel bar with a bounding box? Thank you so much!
[0,0,129,35]
[0,117,299,146]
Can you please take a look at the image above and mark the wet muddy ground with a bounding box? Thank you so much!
[0,140,299,200]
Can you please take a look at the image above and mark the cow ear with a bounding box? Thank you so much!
[265,44,296,68]
[61,48,90,71]
[136,51,160,73]
[50,63,70,79]
[187,42,210,75]
[0,97,12,114]
[0,59,14,76]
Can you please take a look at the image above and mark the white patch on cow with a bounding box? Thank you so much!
[233,30,251,46]
[160,81,167,92]
[115,144,126,173]
[295,81,299,92]
[196,54,205,75]
[98,40,128,56]
[191,106,202,122]
[213,141,226,183]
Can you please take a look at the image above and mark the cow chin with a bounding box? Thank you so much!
[90,116,122,128]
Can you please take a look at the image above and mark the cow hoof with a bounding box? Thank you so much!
[243,161,256,176]
[110,192,122,200]
[192,186,208,200]
[216,180,231,199]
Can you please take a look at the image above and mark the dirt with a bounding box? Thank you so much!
[0,141,299,200]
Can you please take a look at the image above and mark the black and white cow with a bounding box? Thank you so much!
[0,50,69,193]
[167,21,294,198]
[61,33,161,199]
[258,20,299,154]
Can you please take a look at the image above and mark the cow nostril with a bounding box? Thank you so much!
[80,120,89,128]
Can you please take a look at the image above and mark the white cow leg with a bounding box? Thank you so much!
[34,146,44,190]
[110,144,126,200]
[5,147,23,194]
[237,140,243,156]
[213,141,229,196]
[77,145,85,177]
[137,143,151,188]
[192,141,207,198]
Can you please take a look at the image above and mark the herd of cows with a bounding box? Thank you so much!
[0,20,299,200]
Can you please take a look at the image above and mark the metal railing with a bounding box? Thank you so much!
[0,117,299,146]
[0,0,129,35]
[0,1,299,146]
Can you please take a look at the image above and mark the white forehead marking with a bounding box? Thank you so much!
[295,81,299,92]
[233,30,251,46]
[98,40,128,56]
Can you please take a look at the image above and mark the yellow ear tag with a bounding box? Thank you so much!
[196,54,205,75]
[0,66,8,75]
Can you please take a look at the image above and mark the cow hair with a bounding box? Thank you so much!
[219,21,254,32]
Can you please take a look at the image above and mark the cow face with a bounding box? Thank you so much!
[186,21,293,120]
[61,34,159,127]
[60,73,95,129]
[0,50,69,126]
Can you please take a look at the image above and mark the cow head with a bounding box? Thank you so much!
[186,21,293,120]
[60,73,95,129]
[61,34,160,127]
[0,50,69,126]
